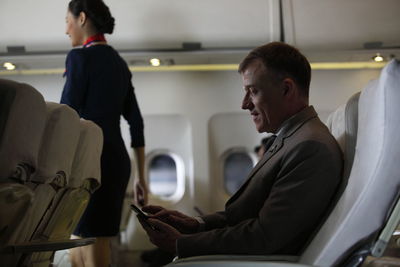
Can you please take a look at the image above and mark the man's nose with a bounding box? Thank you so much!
[241,94,252,110]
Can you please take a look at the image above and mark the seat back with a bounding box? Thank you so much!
[34,102,81,186]
[29,119,102,266]
[19,102,81,245]
[0,79,46,265]
[68,119,102,192]
[322,91,360,214]
[0,79,46,182]
[300,59,400,266]
[33,118,102,242]
[326,92,359,183]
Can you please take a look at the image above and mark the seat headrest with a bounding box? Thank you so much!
[0,79,46,181]
[33,102,81,185]
[69,119,103,192]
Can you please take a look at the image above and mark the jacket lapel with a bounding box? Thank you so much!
[246,136,283,180]
[227,136,283,205]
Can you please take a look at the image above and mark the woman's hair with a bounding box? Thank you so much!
[68,0,115,34]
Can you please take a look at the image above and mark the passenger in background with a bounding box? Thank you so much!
[61,0,147,266]
[254,139,264,159]
[255,135,276,160]
[138,42,343,259]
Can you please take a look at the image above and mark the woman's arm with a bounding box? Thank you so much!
[133,146,148,206]
[60,49,88,113]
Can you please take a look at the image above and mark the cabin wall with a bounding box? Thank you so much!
[1,67,381,214]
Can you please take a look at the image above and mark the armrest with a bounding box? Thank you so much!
[0,238,95,254]
[168,260,311,267]
[173,255,299,263]
[167,255,311,267]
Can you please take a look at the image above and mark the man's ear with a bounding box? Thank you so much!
[79,11,87,27]
[282,78,296,97]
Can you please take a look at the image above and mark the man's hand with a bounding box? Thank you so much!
[142,205,200,234]
[137,216,182,254]
[133,179,148,206]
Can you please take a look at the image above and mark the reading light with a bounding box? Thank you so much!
[373,53,384,62]
[3,62,16,70]
[150,58,161,67]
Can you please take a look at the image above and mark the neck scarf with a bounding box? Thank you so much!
[83,34,107,48]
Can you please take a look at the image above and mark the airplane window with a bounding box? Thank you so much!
[148,154,178,197]
[223,150,256,195]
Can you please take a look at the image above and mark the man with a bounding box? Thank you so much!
[138,42,343,258]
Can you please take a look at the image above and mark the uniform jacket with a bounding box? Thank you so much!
[177,106,343,257]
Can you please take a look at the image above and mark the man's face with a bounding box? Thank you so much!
[241,59,286,133]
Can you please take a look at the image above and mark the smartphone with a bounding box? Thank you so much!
[130,204,157,230]
[130,204,150,219]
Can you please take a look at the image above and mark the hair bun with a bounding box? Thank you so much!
[68,0,115,34]
[102,16,115,34]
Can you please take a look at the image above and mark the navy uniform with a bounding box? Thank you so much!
[61,35,144,237]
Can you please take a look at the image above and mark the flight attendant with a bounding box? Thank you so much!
[61,0,147,266]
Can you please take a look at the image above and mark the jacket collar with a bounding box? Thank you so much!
[276,105,318,140]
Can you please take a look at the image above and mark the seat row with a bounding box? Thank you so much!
[0,79,103,267]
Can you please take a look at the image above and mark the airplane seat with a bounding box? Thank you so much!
[166,59,400,267]
[300,59,400,266]
[21,103,81,242]
[1,101,81,267]
[324,91,360,201]
[51,119,103,267]
[0,79,46,265]
[26,115,103,266]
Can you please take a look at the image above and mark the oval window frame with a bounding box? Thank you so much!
[146,149,185,202]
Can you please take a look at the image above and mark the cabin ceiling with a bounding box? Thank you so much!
[1,0,400,69]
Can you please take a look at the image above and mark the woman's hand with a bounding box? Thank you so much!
[132,146,147,206]
[134,178,148,206]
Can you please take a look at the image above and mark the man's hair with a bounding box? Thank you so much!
[238,42,311,97]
